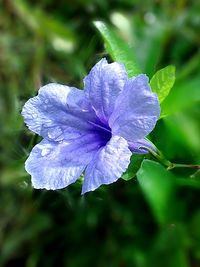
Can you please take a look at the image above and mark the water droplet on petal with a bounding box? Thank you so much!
[44,99,49,104]
[48,126,63,141]
[32,113,38,119]
[41,148,51,156]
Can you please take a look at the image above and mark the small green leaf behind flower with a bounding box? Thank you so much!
[150,65,175,104]
[94,21,141,77]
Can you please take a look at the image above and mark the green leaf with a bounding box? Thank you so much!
[150,225,190,267]
[122,154,144,181]
[136,22,170,78]
[176,177,200,189]
[161,77,200,117]
[190,170,200,180]
[94,21,141,77]
[163,112,200,154]
[150,65,175,104]
[137,160,175,225]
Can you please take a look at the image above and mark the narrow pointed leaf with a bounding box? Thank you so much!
[94,21,141,77]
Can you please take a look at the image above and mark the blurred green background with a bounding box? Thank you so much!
[0,0,200,266]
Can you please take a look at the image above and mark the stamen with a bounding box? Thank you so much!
[88,120,111,134]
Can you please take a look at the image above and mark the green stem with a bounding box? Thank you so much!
[147,147,173,168]
[147,147,200,170]
[167,163,200,170]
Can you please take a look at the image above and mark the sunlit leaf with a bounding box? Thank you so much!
[137,160,175,225]
[150,65,175,103]
[94,21,141,77]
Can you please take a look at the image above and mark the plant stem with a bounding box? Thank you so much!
[167,163,200,170]
[147,147,200,170]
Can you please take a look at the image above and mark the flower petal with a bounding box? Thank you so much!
[84,58,128,122]
[129,138,157,154]
[82,136,131,194]
[109,75,160,142]
[25,134,101,190]
[22,83,95,141]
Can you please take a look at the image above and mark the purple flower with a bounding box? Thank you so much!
[22,59,160,194]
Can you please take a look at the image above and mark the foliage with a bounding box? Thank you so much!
[150,65,175,104]
[94,21,141,76]
[0,0,200,266]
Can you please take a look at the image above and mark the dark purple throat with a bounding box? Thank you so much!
[88,118,112,147]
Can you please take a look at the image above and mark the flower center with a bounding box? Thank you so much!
[88,119,112,147]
